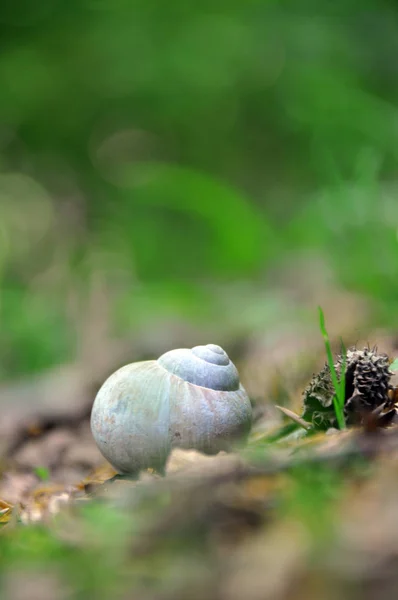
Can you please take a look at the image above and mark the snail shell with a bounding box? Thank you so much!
[90,344,252,474]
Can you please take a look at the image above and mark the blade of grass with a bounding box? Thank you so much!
[338,337,347,416]
[318,307,346,430]
[390,358,398,372]
[34,466,50,481]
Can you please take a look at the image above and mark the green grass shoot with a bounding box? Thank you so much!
[318,307,346,430]
[390,358,398,372]
[34,466,50,481]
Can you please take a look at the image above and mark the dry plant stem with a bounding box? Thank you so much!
[275,406,312,430]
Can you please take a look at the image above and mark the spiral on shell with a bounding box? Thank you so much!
[90,344,252,474]
[158,343,240,391]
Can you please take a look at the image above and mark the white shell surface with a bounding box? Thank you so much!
[90,357,252,474]
[158,344,240,391]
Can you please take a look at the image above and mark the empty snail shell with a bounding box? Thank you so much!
[90,343,252,474]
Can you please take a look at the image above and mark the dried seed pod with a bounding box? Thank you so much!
[340,348,393,411]
[303,362,336,408]
[301,362,337,428]
[302,346,396,429]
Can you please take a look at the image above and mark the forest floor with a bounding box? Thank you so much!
[1,282,398,600]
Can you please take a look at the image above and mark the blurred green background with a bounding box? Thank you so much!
[1,0,397,379]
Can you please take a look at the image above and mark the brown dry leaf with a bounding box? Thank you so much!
[20,483,82,524]
[0,498,13,524]
[32,483,77,499]
[26,423,43,437]
[20,495,70,525]
[77,462,117,491]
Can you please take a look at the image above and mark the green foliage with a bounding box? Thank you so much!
[33,466,50,481]
[0,0,397,368]
[0,285,73,378]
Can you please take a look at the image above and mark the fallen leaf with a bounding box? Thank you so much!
[77,462,117,491]
[0,498,13,524]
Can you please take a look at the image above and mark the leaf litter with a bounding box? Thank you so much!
[1,313,398,597]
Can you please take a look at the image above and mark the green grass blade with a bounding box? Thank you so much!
[337,340,347,419]
[390,358,398,372]
[318,307,346,430]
